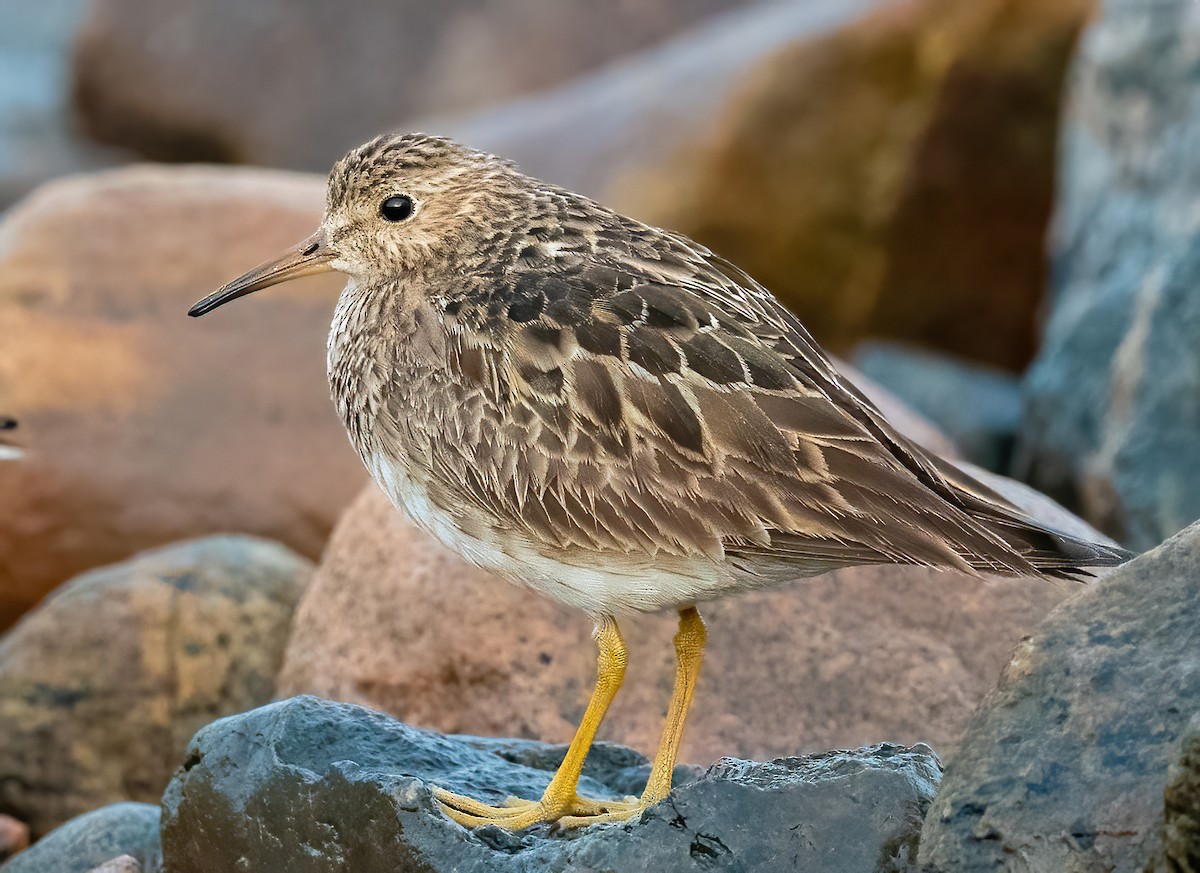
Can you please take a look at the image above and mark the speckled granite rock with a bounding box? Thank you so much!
[161,695,942,872]
[0,804,159,873]
[918,520,1200,871]
[0,537,310,837]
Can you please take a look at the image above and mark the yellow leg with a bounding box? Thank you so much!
[559,606,707,826]
[435,615,629,829]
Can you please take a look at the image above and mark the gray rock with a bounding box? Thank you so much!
[69,0,761,170]
[1015,0,1200,549]
[918,519,1200,872]
[0,537,311,837]
[162,695,942,872]
[852,341,1022,472]
[1164,712,1200,870]
[0,804,159,873]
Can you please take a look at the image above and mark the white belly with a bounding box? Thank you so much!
[366,452,733,616]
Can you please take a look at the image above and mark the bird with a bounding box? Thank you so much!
[189,132,1131,830]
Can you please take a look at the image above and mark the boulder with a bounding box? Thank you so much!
[918,519,1200,871]
[434,0,1094,371]
[0,804,160,873]
[1015,0,1200,550]
[70,0,760,169]
[86,858,142,873]
[0,537,311,837]
[0,0,119,211]
[641,0,1092,370]
[160,695,942,872]
[277,464,1111,765]
[853,341,1023,472]
[0,165,364,628]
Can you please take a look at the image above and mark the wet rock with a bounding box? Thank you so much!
[70,0,759,169]
[278,466,1110,765]
[918,520,1200,871]
[0,816,29,862]
[0,537,310,837]
[161,695,942,872]
[853,341,1022,472]
[1015,0,1200,550]
[0,165,364,628]
[0,804,160,873]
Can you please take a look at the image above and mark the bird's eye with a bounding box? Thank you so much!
[380,195,415,222]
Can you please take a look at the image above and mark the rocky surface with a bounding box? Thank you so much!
[161,695,941,872]
[86,858,143,873]
[70,0,759,169]
[0,537,310,837]
[0,165,364,628]
[853,341,1022,472]
[1016,0,1200,550]
[918,520,1200,871]
[0,816,29,863]
[0,804,160,873]
[278,463,1110,764]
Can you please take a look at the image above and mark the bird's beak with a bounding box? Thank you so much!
[188,229,336,317]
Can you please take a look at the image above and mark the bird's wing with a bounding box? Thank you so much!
[438,227,1113,577]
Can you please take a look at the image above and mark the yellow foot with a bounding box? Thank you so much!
[433,785,653,830]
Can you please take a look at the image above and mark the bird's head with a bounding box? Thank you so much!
[189,133,520,317]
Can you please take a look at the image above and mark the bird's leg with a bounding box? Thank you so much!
[434,615,628,829]
[558,606,707,826]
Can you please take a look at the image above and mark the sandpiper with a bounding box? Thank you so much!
[190,133,1131,830]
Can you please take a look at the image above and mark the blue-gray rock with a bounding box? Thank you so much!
[0,804,159,873]
[1014,0,1200,550]
[852,341,1022,471]
[918,519,1200,872]
[0,536,311,837]
[162,695,942,872]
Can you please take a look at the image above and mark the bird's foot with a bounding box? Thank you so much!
[433,785,651,830]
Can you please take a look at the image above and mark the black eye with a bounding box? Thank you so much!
[380,195,415,222]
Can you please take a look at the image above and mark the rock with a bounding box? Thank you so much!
[278,468,1110,765]
[1164,713,1200,870]
[425,0,884,203]
[0,804,160,873]
[0,816,29,862]
[0,536,311,837]
[852,341,1022,471]
[161,695,941,872]
[431,0,1092,372]
[86,858,142,873]
[1014,0,1200,550]
[0,165,364,628]
[70,0,759,170]
[641,0,1092,371]
[0,0,120,211]
[918,520,1200,871]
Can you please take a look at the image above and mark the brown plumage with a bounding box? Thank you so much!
[191,132,1131,829]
